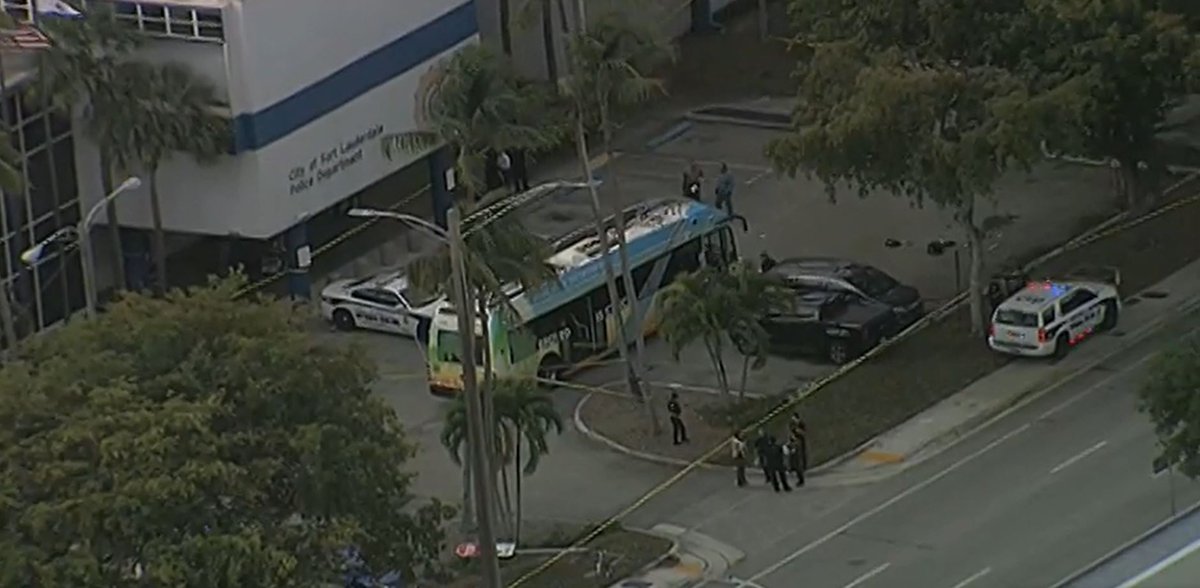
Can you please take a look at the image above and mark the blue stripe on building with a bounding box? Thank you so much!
[232,1,477,153]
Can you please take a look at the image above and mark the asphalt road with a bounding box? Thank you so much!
[711,308,1200,588]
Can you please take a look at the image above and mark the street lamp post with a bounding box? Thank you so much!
[346,205,504,588]
[21,177,142,319]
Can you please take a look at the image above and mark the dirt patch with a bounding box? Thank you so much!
[579,186,1200,467]
[444,527,671,588]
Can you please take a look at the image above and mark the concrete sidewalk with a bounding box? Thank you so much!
[816,257,1200,486]
[608,524,745,588]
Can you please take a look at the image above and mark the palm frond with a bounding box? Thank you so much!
[380,131,438,161]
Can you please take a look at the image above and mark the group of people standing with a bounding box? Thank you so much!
[731,413,808,492]
[682,161,736,216]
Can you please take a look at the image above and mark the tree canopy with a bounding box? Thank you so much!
[0,278,452,587]
[769,0,1071,332]
[1139,334,1200,478]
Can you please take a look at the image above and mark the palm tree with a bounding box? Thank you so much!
[380,44,558,532]
[111,61,230,295]
[381,44,555,204]
[38,5,141,291]
[440,377,563,542]
[660,263,789,398]
[562,7,675,430]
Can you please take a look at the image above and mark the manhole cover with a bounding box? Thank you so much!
[1143,291,1170,299]
[847,557,868,567]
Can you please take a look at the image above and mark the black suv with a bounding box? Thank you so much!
[767,257,924,330]
[762,289,895,364]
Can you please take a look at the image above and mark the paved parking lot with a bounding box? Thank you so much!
[310,114,1121,528]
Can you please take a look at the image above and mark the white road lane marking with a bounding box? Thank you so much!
[746,169,772,185]
[949,567,992,588]
[1049,440,1108,475]
[746,424,1032,582]
[1036,351,1160,421]
[842,563,891,588]
[1115,537,1200,587]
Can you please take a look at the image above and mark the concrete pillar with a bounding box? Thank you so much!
[691,0,716,33]
[429,146,455,229]
[285,221,312,300]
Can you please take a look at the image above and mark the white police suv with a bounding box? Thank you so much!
[320,271,439,337]
[988,269,1121,358]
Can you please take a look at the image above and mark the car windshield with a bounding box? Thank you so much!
[846,267,898,297]
[994,309,1039,327]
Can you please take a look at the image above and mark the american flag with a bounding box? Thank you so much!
[0,25,51,50]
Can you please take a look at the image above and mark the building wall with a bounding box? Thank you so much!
[72,0,478,240]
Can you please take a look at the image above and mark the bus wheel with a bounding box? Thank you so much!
[537,357,565,389]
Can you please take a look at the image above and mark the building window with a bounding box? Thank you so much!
[110,1,226,43]
[1,0,33,23]
[0,85,83,344]
[3,1,227,43]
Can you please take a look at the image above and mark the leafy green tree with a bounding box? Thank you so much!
[660,263,790,398]
[1032,0,1200,210]
[1139,334,1200,478]
[111,60,231,295]
[0,277,453,587]
[440,378,563,542]
[768,0,1063,334]
[39,4,142,290]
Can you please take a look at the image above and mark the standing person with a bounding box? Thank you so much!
[512,149,531,192]
[682,162,703,201]
[715,163,735,215]
[765,436,792,492]
[484,148,503,191]
[784,438,804,487]
[789,413,808,486]
[753,428,772,481]
[668,392,689,445]
[731,432,749,487]
[759,251,778,273]
[497,150,514,193]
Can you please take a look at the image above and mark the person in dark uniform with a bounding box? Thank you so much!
[764,435,792,492]
[759,251,777,273]
[753,428,773,481]
[731,431,748,487]
[789,412,808,486]
[668,392,688,445]
[682,162,703,201]
[512,149,531,192]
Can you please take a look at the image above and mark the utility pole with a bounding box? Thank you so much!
[448,208,503,587]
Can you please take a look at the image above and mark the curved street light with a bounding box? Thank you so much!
[21,176,142,318]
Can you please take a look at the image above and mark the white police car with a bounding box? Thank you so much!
[987,270,1121,358]
[320,271,439,337]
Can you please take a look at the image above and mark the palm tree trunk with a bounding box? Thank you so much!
[460,441,475,533]
[499,437,514,529]
[739,355,751,400]
[540,0,559,82]
[514,425,523,544]
[574,118,641,398]
[600,109,660,435]
[99,152,126,292]
[148,168,168,295]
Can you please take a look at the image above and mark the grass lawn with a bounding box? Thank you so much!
[583,184,1200,468]
[444,527,672,588]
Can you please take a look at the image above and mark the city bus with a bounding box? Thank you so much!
[426,198,743,395]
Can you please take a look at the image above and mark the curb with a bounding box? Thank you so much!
[682,111,792,131]
[1049,499,1200,588]
[573,393,728,472]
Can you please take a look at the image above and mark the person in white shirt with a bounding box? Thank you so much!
[497,151,513,193]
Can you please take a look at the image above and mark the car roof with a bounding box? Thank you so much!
[1000,282,1075,311]
[771,257,862,277]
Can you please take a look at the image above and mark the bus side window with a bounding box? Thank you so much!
[665,238,702,283]
[509,329,539,364]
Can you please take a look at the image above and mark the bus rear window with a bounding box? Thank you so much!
[994,309,1039,327]
[436,331,484,363]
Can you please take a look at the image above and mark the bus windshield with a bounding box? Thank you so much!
[435,330,484,364]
